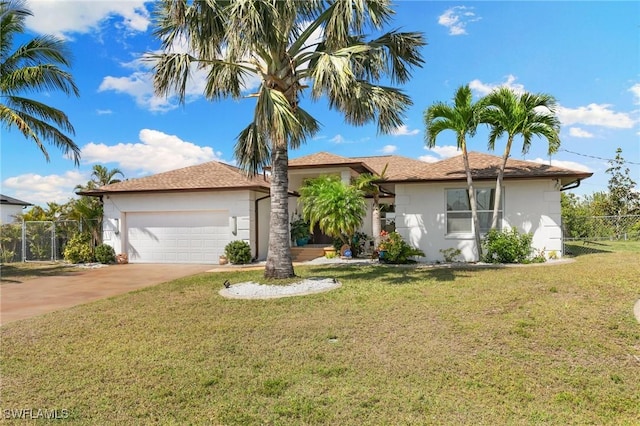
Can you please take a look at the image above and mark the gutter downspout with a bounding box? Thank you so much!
[560,179,581,192]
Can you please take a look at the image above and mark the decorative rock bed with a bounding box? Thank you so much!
[219,277,341,299]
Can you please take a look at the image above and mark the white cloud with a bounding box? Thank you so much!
[330,134,347,144]
[557,104,635,129]
[24,0,150,37]
[530,158,591,173]
[469,75,526,96]
[419,144,460,162]
[96,109,113,115]
[418,155,440,163]
[568,127,594,138]
[629,83,640,105]
[98,71,177,113]
[2,170,87,205]
[438,6,481,36]
[428,145,461,158]
[380,145,397,154]
[99,44,261,113]
[80,129,222,174]
[391,125,420,137]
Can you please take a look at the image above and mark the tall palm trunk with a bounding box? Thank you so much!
[264,143,295,279]
[491,137,513,230]
[462,143,482,260]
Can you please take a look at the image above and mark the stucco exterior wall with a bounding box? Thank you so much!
[395,179,563,262]
[102,191,257,256]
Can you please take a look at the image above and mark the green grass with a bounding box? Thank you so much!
[565,239,640,256]
[2,252,639,425]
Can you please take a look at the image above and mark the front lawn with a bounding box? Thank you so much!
[1,252,639,424]
[0,262,80,284]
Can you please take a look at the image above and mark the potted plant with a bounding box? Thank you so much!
[290,215,311,246]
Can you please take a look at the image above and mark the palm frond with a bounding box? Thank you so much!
[234,122,270,176]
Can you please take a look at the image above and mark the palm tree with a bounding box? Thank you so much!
[299,175,366,249]
[424,85,483,259]
[482,87,561,230]
[0,0,80,164]
[150,0,425,278]
[75,165,124,192]
[353,164,388,248]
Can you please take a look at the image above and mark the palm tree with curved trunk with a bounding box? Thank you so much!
[150,0,425,278]
[482,87,561,230]
[424,85,483,259]
[0,0,80,164]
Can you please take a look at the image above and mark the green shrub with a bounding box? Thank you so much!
[95,244,116,264]
[0,249,16,263]
[224,240,252,264]
[63,233,94,264]
[379,232,425,264]
[440,247,462,263]
[482,228,534,264]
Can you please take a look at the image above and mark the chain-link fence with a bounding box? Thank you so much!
[0,219,100,262]
[563,215,640,255]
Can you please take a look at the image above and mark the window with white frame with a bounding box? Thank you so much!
[446,188,502,235]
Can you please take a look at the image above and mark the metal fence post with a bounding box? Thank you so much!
[21,220,26,262]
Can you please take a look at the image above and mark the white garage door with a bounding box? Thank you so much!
[126,211,229,264]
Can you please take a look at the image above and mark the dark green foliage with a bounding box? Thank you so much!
[63,233,94,264]
[483,228,533,264]
[379,232,425,264]
[94,244,116,264]
[224,240,252,264]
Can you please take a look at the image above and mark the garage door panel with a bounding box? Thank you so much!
[126,211,230,264]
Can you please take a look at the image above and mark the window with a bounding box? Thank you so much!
[446,188,502,235]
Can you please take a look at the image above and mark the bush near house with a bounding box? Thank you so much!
[378,231,425,264]
[95,244,116,264]
[483,228,537,264]
[224,240,252,264]
[63,233,94,264]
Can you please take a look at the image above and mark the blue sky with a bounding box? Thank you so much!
[1,1,639,206]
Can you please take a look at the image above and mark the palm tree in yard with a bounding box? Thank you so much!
[0,0,80,164]
[424,85,484,259]
[353,164,388,249]
[150,0,425,278]
[299,175,366,250]
[482,87,561,230]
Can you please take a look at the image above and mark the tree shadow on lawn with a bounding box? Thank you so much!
[0,263,82,284]
[304,263,479,284]
[564,242,613,257]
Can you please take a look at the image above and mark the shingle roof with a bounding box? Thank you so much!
[0,194,32,206]
[409,152,593,182]
[83,161,270,195]
[84,151,591,195]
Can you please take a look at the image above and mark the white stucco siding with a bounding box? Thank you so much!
[0,205,24,224]
[102,191,257,263]
[396,179,563,262]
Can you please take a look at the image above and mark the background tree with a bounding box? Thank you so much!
[604,147,639,239]
[150,0,425,279]
[482,87,561,229]
[0,0,80,164]
[424,85,483,259]
[299,175,366,251]
[353,164,388,248]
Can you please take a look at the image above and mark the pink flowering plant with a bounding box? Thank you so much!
[377,231,425,264]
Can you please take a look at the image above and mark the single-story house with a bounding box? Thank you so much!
[0,194,32,224]
[86,151,591,264]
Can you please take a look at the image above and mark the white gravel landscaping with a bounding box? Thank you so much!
[219,277,341,299]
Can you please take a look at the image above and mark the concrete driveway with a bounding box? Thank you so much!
[0,263,212,326]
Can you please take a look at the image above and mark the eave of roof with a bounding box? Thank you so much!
[0,194,33,206]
